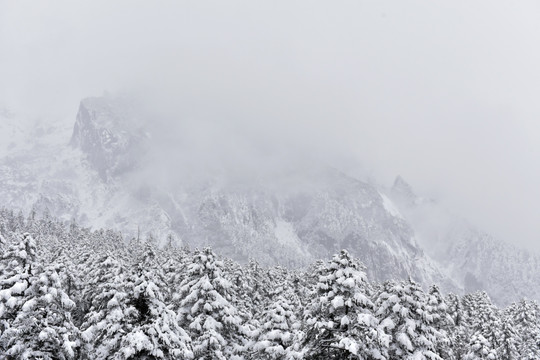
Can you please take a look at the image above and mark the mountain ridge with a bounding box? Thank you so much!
[0,95,538,305]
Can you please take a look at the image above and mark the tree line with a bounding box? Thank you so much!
[0,209,539,359]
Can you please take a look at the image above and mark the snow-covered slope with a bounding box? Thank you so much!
[1,95,538,304]
[389,177,540,305]
[159,169,455,292]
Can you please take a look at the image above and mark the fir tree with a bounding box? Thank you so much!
[426,285,454,359]
[304,250,388,359]
[0,233,36,341]
[446,292,469,359]
[496,315,521,360]
[2,210,540,360]
[375,278,443,360]
[173,248,245,360]
[463,334,497,360]
[471,292,501,352]
[1,263,80,359]
[510,299,540,359]
[117,243,193,359]
[223,258,255,327]
[80,255,137,359]
[251,293,302,359]
[245,259,273,317]
[82,245,193,359]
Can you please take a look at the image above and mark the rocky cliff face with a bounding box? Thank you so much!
[70,97,148,180]
[150,170,455,291]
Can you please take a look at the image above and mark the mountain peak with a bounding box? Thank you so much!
[70,96,148,180]
[391,175,417,206]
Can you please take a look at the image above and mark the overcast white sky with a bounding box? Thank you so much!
[1,1,540,251]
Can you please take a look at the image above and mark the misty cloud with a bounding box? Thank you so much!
[2,1,540,250]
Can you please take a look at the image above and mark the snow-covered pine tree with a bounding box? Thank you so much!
[463,334,497,360]
[173,247,245,360]
[80,252,125,319]
[496,315,521,359]
[459,292,501,360]
[288,269,311,311]
[163,245,190,297]
[245,258,273,318]
[251,292,302,359]
[375,278,443,360]
[50,247,84,316]
[427,285,454,359]
[472,292,502,353]
[1,262,80,359]
[80,254,137,359]
[0,233,36,342]
[304,250,388,359]
[116,243,193,359]
[222,258,255,329]
[0,213,8,237]
[445,292,469,360]
[0,210,21,235]
[510,299,540,359]
[0,231,5,250]
[82,245,193,360]
[267,265,289,290]
[11,210,25,235]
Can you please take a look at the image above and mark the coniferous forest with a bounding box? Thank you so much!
[0,209,539,360]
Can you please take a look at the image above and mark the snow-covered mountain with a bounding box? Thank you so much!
[390,177,540,305]
[1,95,538,305]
